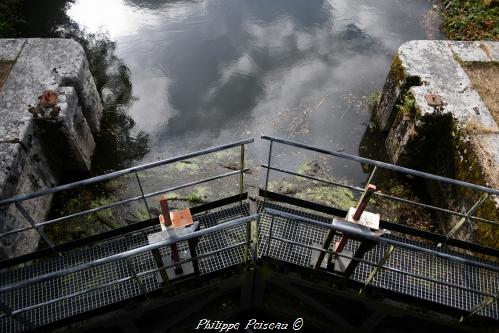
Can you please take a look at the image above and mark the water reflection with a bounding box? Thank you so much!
[68,0,160,38]
[68,0,434,180]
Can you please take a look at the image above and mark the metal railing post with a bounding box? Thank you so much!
[239,144,245,203]
[0,301,37,332]
[135,171,152,220]
[266,216,275,257]
[14,202,61,257]
[365,166,378,187]
[244,217,252,266]
[263,140,274,207]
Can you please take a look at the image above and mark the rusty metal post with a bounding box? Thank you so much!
[353,184,377,221]
[334,184,376,254]
[315,168,377,270]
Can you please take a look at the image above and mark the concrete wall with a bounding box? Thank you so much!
[0,39,102,259]
[374,40,499,246]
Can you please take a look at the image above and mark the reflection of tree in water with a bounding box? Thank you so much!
[65,31,150,174]
[2,0,149,174]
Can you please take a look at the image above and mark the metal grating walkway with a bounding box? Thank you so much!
[0,202,250,333]
[257,200,499,320]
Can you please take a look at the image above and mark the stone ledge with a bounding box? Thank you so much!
[0,38,102,258]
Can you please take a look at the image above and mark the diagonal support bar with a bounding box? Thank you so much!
[15,202,62,258]
[135,172,152,220]
[125,257,151,303]
[359,245,394,294]
[314,228,337,269]
[460,293,498,322]
[344,240,375,278]
[438,194,488,248]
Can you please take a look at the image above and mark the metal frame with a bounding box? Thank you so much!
[259,189,499,258]
[262,207,499,318]
[1,136,499,331]
[264,208,499,273]
[261,135,499,196]
[260,135,499,239]
[0,214,258,330]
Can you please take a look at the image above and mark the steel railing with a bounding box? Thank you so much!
[0,214,258,329]
[263,208,499,320]
[0,138,254,257]
[260,135,499,248]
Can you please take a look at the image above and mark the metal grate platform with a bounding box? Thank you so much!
[0,202,250,333]
[257,200,499,320]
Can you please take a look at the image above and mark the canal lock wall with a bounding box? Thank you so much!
[374,40,499,248]
[0,38,102,259]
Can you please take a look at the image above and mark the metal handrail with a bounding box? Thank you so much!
[263,207,499,318]
[0,170,241,239]
[264,208,499,273]
[0,214,258,294]
[268,235,495,298]
[0,138,254,206]
[261,135,499,196]
[0,138,254,254]
[261,164,499,227]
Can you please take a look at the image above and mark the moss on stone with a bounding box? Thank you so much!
[267,180,299,195]
[398,92,418,119]
[451,123,499,249]
[173,160,200,172]
[390,54,405,83]
[186,186,211,204]
[295,186,356,211]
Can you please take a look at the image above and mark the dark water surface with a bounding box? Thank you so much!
[68,0,435,181]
